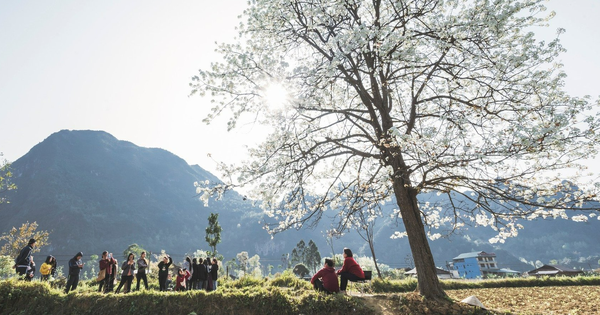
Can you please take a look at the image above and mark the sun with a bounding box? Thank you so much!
[263,82,289,110]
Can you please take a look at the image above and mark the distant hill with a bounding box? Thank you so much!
[0,130,270,260]
[1,130,599,273]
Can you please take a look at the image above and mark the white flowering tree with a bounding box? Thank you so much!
[191,0,600,298]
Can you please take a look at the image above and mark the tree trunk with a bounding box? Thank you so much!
[393,179,447,299]
[367,238,382,278]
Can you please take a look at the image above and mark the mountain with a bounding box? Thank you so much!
[1,130,599,273]
[0,130,270,260]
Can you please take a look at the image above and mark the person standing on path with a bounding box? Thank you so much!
[135,252,148,291]
[157,255,172,291]
[115,253,136,293]
[210,257,219,291]
[64,252,84,294]
[98,251,116,293]
[136,251,149,291]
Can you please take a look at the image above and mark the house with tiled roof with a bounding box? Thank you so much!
[404,267,453,279]
[526,265,584,277]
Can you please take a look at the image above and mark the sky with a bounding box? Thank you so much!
[1,0,599,179]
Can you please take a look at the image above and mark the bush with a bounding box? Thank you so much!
[269,270,312,290]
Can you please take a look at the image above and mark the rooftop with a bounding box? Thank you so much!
[453,251,496,260]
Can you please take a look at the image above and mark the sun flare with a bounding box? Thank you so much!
[263,83,289,110]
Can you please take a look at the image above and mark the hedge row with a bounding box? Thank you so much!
[0,278,370,315]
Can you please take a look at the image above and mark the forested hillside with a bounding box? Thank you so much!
[1,130,598,272]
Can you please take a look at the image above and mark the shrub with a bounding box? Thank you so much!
[269,270,312,290]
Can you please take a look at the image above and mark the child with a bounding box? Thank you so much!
[40,256,53,281]
[25,256,36,281]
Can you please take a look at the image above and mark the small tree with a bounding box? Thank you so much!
[344,202,384,278]
[248,254,262,277]
[0,222,50,258]
[205,213,222,255]
[280,253,290,270]
[0,154,16,206]
[290,240,306,265]
[305,240,321,274]
[88,254,99,278]
[236,251,249,276]
[122,243,146,260]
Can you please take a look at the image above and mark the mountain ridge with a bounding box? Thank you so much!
[1,129,599,273]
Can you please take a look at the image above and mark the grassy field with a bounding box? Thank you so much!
[1,274,598,315]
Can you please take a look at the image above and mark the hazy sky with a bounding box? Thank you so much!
[1,0,599,178]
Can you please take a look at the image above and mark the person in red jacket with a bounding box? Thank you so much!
[175,268,190,291]
[336,248,365,292]
[98,251,116,293]
[311,258,339,293]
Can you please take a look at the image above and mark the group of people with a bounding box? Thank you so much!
[15,239,362,295]
[176,256,219,291]
[12,238,221,294]
[310,248,365,294]
[13,238,57,282]
[94,251,220,294]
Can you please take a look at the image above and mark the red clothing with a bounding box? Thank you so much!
[311,265,339,293]
[175,270,190,291]
[336,257,365,279]
[99,258,116,275]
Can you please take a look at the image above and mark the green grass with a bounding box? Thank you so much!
[0,275,368,315]
[2,275,599,314]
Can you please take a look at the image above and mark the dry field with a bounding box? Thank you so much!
[446,285,600,315]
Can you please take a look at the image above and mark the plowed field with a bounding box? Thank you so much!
[447,285,600,315]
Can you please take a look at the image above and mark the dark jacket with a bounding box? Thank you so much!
[191,263,200,281]
[14,245,33,267]
[210,263,219,280]
[49,257,57,276]
[197,263,208,281]
[157,257,172,277]
[68,253,83,276]
[137,258,148,273]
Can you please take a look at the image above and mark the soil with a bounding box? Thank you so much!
[351,292,502,315]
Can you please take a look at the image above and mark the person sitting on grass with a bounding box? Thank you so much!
[336,248,365,292]
[311,258,339,294]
